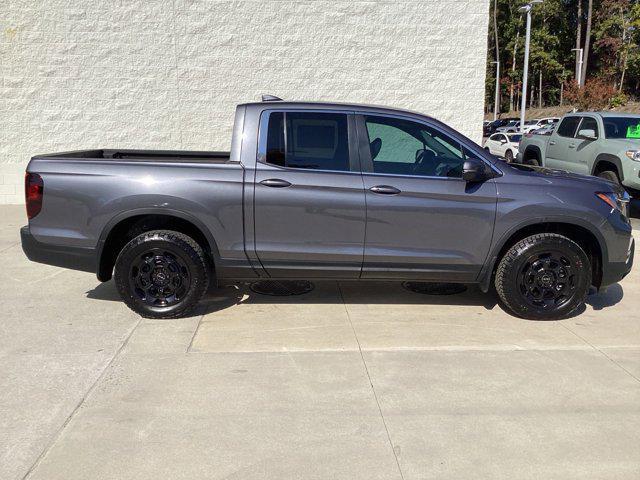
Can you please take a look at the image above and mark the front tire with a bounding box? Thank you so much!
[597,170,621,186]
[114,230,210,318]
[495,234,591,320]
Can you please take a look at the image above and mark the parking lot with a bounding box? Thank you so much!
[2,204,640,479]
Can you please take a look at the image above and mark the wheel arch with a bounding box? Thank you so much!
[96,208,220,282]
[591,154,624,182]
[522,145,542,165]
[478,220,606,292]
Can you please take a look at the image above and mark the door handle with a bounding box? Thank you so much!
[370,185,401,195]
[549,141,556,145]
[260,178,292,188]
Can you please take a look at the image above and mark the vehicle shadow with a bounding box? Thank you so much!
[586,283,624,311]
[86,279,624,319]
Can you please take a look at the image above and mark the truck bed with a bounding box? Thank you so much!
[33,149,232,164]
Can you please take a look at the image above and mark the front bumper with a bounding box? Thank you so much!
[21,226,96,273]
[601,237,634,288]
[620,159,640,191]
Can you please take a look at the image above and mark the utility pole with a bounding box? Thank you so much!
[571,48,583,86]
[519,1,543,132]
[509,30,520,112]
[539,71,542,108]
[491,61,500,121]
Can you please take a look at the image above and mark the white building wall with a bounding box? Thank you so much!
[1,0,489,204]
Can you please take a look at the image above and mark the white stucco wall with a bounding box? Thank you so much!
[1,0,489,204]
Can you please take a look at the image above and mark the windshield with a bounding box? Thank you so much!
[603,117,640,139]
[525,120,537,125]
[507,134,522,142]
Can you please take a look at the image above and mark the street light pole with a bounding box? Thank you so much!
[571,48,583,86]
[519,0,542,132]
[491,61,500,121]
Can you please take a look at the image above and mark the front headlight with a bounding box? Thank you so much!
[625,150,640,162]
[596,190,630,218]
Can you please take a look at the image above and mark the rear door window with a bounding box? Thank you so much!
[265,112,350,172]
[556,117,581,138]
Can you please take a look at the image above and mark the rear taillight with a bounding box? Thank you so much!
[25,172,44,219]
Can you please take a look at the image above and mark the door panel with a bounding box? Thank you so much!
[545,136,570,169]
[253,110,366,278]
[361,175,497,280]
[495,134,507,156]
[566,117,599,174]
[356,114,497,281]
[254,167,366,277]
[546,116,581,169]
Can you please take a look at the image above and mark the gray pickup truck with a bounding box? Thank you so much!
[517,112,640,194]
[22,99,634,320]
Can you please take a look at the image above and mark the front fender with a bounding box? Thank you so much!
[592,153,625,182]
[476,175,611,292]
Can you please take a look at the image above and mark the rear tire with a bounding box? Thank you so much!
[114,230,209,319]
[525,151,540,166]
[596,169,621,186]
[495,234,591,320]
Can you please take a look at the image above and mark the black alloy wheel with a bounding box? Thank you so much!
[516,250,576,311]
[114,230,209,318]
[495,233,591,320]
[129,248,191,307]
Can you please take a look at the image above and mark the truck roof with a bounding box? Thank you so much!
[564,111,640,118]
[238,100,439,121]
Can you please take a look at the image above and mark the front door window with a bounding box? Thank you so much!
[364,116,466,178]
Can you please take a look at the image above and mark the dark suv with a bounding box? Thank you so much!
[485,117,519,136]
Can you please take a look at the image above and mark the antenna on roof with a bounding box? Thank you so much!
[261,94,283,102]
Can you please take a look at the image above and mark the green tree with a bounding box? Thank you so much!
[487,0,640,111]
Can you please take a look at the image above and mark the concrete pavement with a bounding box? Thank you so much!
[2,205,639,479]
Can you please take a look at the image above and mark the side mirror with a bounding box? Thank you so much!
[462,158,490,182]
[500,139,507,144]
[577,129,597,141]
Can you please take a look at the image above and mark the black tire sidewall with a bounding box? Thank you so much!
[114,231,208,318]
[496,235,591,320]
[529,154,540,166]
[597,170,620,186]
[505,150,513,162]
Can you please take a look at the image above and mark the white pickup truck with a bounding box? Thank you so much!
[517,112,640,194]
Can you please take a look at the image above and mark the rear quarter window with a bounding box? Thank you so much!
[264,111,350,171]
